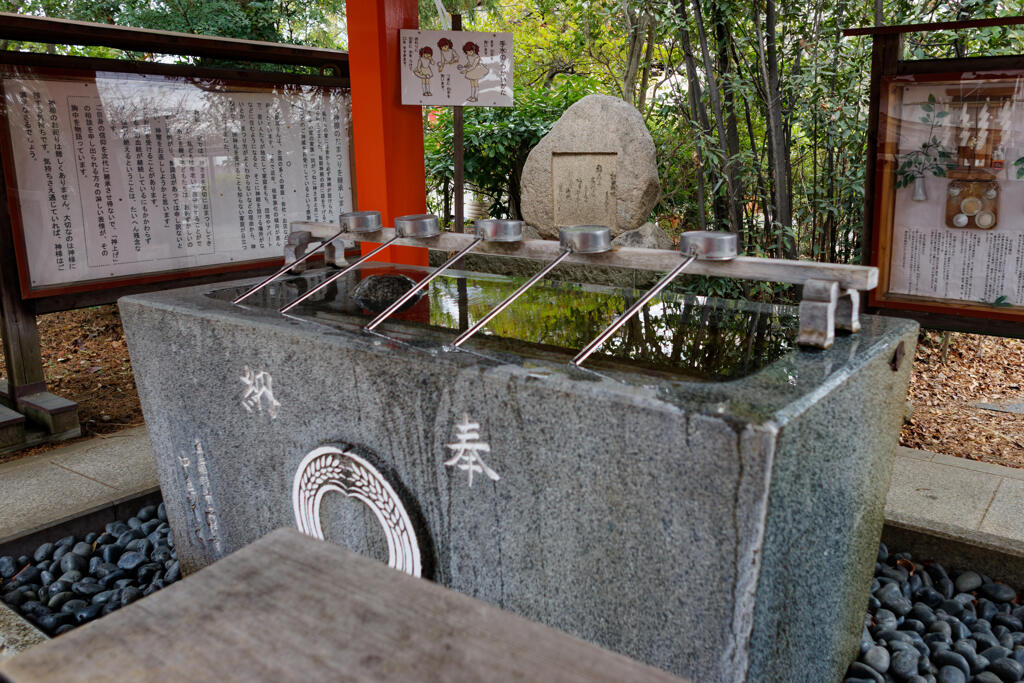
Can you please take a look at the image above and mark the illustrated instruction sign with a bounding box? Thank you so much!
[2,69,353,292]
[878,76,1024,315]
[399,30,513,107]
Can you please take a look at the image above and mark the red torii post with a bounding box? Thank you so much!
[345,0,429,268]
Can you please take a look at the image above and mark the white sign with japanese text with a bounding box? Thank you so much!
[886,80,1024,310]
[3,71,353,291]
[399,30,513,107]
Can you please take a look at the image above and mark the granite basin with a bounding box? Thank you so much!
[120,263,917,682]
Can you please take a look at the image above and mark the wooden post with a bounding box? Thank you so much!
[452,13,465,234]
[0,162,46,408]
[861,33,902,269]
[346,0,429,266]
[0,135,79,441]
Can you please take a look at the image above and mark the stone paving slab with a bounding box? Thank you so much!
[0,603,46,663]
[974,401,1024,415]
[886,446,1024,555]
[0,529,689,683]
[49,433,158,493]
[0,427,157,546]
[929,451,1024,481]
[978,478,1024,540]
[887,451,1001,530]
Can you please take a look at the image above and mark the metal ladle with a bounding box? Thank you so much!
[450,225,612,349]
[570,231,738,367]
[233,211,381,304]
[280,213,440,314]
[364,219,524,332]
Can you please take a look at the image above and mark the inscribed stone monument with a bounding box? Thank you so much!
[611,222,674,250]
[521,94,660,239]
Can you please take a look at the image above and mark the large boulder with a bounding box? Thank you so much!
[521,94,661,239]
[611,222,673,250]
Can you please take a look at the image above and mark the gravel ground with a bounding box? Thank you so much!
[847,544,1024,683]
[0,502,179,637]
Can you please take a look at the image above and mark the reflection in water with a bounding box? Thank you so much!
[351,274,422,313]
[217,266,798,382]
[426,275,797,381]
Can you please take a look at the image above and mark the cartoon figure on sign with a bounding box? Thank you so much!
[437,37,458,73]
[412,46,434,96]
[458,41,488,103]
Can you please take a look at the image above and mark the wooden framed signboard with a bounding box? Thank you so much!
[857,20,1024,337]
[0,62,353,300]
[871,69,1024,329]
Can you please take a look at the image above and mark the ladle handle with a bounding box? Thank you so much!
[364,237,483,331]
[570,251,698,367]
[452,248,572,348]
[280,235,399,313]
[234,231,346,304]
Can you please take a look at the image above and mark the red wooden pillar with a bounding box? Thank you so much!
[346,0,428,267]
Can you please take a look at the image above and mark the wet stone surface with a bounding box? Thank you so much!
[845,543,1024,683]
[0,503,178,637]
[350,274,421,314]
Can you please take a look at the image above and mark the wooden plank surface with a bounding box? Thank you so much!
[301,223,879,290]
[0,529,687,683]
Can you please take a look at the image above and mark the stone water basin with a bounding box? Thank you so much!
[120,263,917,682]
[211,264,799,384]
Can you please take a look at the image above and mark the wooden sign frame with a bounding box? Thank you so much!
[0,53,352,309]
[855,19,1024,338]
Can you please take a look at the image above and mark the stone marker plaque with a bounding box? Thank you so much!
[551,152,617,229]
[521,95,660,238]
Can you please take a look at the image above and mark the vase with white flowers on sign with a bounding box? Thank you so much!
[895,94,953,202]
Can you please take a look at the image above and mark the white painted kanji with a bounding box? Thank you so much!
[240,366,281,418]
[445,413,498,487]
[178,439,223,555]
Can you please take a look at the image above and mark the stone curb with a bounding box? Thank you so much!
[0,602,47,661]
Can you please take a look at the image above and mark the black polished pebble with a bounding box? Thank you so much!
[989,657,1024,682]
[937,665,967,683]
[32,543,53,563]
[46,591,74,610]
[862,645,890,673]
[0,502,180,636]
[15,566,40,585]
[59,552,86,575]
[974,672,1006,683]
[116,551,148,572]
[891,648,919,678]
[846,545,1024,683]
[955,571,983,594]
[982,583,1019,604]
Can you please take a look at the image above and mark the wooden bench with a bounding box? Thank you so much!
[0,529,687,682]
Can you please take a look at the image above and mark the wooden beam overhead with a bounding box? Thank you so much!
[844,15,1024,37]
[0,11,349,71]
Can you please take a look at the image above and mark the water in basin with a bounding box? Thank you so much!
[211,264,799,381]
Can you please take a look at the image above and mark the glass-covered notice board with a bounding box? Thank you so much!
[0,64,353,298]
[871,70,1024,326]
